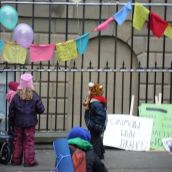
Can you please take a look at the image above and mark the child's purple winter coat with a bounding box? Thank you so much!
[9,91,45,128]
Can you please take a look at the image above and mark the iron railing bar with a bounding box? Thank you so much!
[112,2,118,113]
[1,1,172,7]
[145,0,151,103]
[2,68,172,72]
[63,0,69,130]
[5,66,8,131]
[14,0,18,80]
[161,0,168,103]
[104,62,110,100]
[46,0,52,131]
[129,0,135,113]
[79,0,86,126]
[121,66,124,114]
[97,0,102,82]
[55,63,59,130]
[38,63,42,131]
[137,63,141,114]
[105,71,108,100]
[88,61,93,81]
[31,0,35,76]
[71,69,75,128]
[153,62,157,104]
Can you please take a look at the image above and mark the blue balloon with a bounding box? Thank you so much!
[0,5,18,30]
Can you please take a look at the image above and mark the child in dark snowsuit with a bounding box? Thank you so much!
[9,73,45,166]
[83,82,107,159]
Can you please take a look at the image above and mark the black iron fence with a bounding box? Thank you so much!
[0,0,172,132]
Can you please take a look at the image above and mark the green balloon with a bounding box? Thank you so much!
[0,5,18,30]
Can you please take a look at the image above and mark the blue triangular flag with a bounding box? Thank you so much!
[76,32,90,55]
[0,39,4,54]
[113,0,132,26]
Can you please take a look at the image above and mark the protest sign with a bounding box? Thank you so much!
[103,114,153,151]
[139,104,172,150]
[162,137,172,152]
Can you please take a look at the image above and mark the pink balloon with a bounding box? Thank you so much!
[13,23,34,48]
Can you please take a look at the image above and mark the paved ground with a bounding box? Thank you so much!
[0,145,172,172]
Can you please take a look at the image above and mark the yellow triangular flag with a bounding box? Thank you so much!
[133,2,150,31]
[3,41,27,64]
[164,24,172,39]
[56,40,78,62]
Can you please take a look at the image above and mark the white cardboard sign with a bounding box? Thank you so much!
[103,114,153,151]
[162,137,172,152]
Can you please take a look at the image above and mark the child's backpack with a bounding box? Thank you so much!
[70,145,86,172]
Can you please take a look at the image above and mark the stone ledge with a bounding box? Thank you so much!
[35,131,67,143]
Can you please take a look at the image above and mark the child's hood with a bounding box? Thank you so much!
[90,96,107,104]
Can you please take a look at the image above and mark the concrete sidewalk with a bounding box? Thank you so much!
[0,145,172,172]
[0,145,55,172]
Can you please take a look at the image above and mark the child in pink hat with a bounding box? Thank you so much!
[9,73,45,167]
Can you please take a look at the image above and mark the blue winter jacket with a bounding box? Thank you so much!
[9,91,45,128]
[84,96,107,134]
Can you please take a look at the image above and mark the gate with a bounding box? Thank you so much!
[0,0,172,132]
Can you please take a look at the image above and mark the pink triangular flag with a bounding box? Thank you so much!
[94,17,114,32]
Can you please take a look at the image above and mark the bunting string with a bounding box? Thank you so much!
[1,0,172,64]
[1,68,172,73]
[1,1,172,7]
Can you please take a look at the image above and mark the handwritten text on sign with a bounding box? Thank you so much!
[103,114,153,151]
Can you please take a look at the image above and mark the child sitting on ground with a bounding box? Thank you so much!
[67,126,109,172]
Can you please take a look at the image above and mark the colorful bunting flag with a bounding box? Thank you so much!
[30,44,55,62]
[1,1,172,65]
[94,17,114,32]
[76,32,90,55]
[149,12,168,38]
[56,40,78,62]
[164,24,172,39]
[133,3,150,30]
[0,39,5,55]
[2,41,27,64]
[113,0,132,26]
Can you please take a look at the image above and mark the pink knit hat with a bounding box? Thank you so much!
[18,73,33,89]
